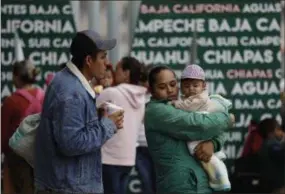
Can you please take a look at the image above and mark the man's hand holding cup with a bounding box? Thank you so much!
[98,102,124,131]
[108,110,124,130]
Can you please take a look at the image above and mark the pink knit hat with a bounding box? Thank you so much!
[181,64,205,81]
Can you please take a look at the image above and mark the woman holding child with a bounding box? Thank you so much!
[145,65,234,193]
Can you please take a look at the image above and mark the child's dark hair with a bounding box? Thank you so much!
[13,59,40,84]
[106,63,115,86]
[148,65,176,92]
[121,56,146,85]
[106,64,114,74]
[258,118,279,138]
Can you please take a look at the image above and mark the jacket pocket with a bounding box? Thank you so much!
[78,152,101,185]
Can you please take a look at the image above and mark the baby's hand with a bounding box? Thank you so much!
[168,100,176,106]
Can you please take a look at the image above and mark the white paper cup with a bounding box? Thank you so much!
[104,102,123,115]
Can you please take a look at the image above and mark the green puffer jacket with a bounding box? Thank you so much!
[145,99,230,194]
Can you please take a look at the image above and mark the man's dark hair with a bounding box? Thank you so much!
[121,56,146,85]
[148,65,176,92]
[70,33,101,69]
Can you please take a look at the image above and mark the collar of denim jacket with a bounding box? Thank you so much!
[66,61,96,99]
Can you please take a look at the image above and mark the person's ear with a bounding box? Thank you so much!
[85,55,93,69]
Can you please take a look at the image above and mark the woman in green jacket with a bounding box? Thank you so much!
[145,66,233,194]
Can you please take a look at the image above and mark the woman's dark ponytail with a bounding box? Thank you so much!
[121,56,146,85]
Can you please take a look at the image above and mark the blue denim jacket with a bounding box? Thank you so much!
[34,64,116,194]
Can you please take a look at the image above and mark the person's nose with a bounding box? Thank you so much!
[105,59,110,66]
[167,85,174,94]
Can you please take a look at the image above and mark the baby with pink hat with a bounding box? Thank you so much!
[172,64,232,192]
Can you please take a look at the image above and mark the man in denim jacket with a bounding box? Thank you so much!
[34,30,124,194]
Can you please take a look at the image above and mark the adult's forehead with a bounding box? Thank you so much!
[155,69,176,83]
